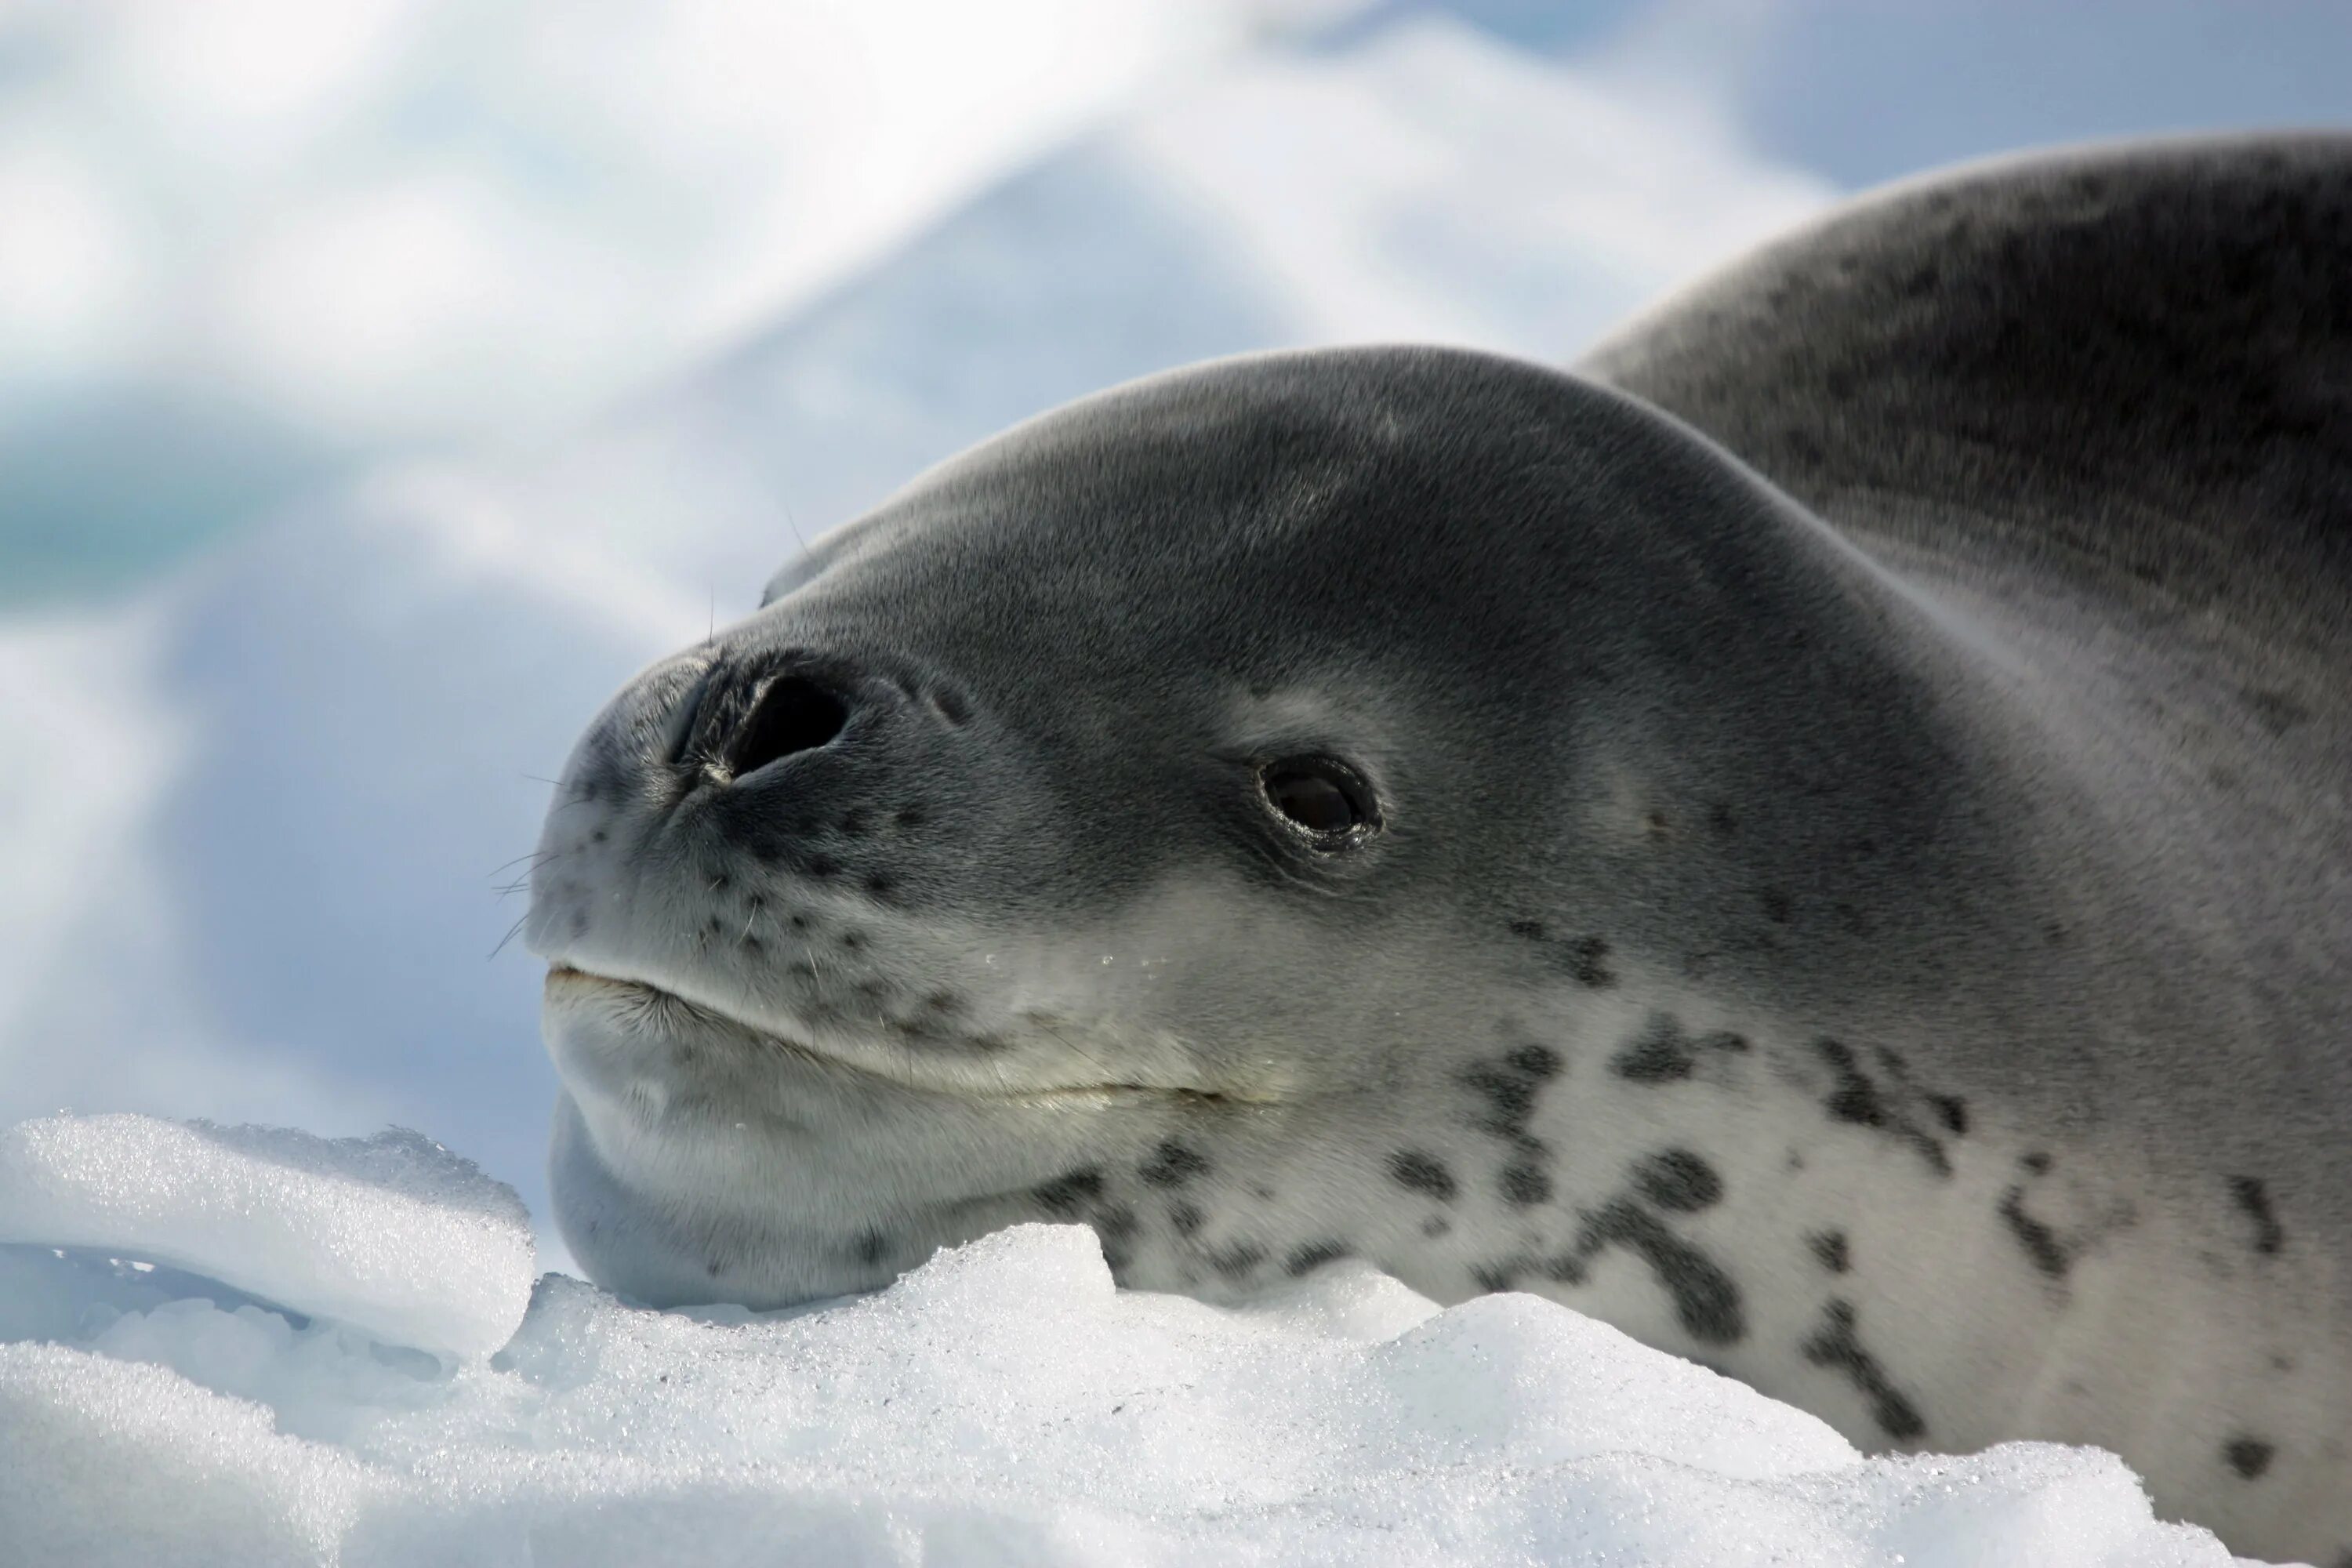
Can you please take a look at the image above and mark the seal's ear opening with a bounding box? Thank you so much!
[1260,757,1380,844]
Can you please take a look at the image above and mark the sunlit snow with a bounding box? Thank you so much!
[0,1112,2246,1566]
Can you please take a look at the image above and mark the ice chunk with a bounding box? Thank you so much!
[0,1341,382,1568]
[0,1114,532,1357]
[0,1207,2259,1566]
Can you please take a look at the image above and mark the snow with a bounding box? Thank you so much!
[0,1112,2249,1566]
[0,1115,531,1358]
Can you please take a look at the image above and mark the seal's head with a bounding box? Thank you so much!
[525,345,1997,1309]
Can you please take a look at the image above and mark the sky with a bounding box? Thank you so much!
[1,0,2346,603]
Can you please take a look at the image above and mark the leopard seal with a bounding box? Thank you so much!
[524,134,2350,1560]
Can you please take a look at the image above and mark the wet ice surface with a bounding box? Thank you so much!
[0,1115,532,1358]
[0,1112,2258,1566]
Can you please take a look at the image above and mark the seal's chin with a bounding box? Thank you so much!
[542,964,1232,1106]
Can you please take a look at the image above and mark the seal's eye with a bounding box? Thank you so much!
[1260,757,1378,843]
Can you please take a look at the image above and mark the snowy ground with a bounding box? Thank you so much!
[0,1112,2256,1566]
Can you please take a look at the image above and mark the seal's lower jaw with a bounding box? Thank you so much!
[542,964,1244,1107]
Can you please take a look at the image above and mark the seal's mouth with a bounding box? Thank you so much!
[543,964,1263,1106]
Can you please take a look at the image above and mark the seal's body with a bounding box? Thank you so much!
[526,136,2350,1559]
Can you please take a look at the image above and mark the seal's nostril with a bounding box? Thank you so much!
[728,675,849,778]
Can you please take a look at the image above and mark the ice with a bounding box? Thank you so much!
[0,1114,2256,1565]
[0,1114,533,1359]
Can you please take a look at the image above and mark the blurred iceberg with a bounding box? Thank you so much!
[0,0,1332,601]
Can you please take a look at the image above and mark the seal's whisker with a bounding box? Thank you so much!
[487,913,531,961]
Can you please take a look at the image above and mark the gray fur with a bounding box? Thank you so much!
[528,135,2350,1560]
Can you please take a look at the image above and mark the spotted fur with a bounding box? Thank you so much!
[532,136,2352,1562]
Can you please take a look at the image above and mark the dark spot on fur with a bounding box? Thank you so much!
[1140,1141,1211,1187]
[2242,687,2309,736]
[591,829,608,844]
[789,913,810,931]
[1504,1044,1562,1079]
[1284,1241,1348,1276]
[1500,1160,1552,1206]
[1170,1202,1203,1236]
[1421,1215,1450,1239]
[2229,1175,2285,1255]
[1708,800,1737,834]
[1930,1095,1969,1136]
[838,809,869,837]
[1809,1230,1850,1272]
[1539,1250,1588,1286]
[1816,1039,1951,1175]
[1803,1299,1927,1440]
[706,1258,724,1278]
[1584,1201,1744,1344]
[805,857,837,879]
[740,933,762,952]
[1210,1243,1265,1280]
[1472,1262,1518,1292]
[1033,1167,1104,1218]
[1506,922,1615,985]
[2023,1151,2052,1174]
[1462,1065,1537,1134]
[838,930,864,951]
[1999,1187,2069,1278]
[854,1229,886,1267]
[1614,1014,1697,1082]
[1564,936,1615,987]
[1611,1015,1746,1084]
[1632,1149,1722,1213]
[1388,1151,1457,1201]
[1095,1206,1138,1243]
[1819,1039,1887,1126]
[895,804,927,829]
[2223,1435,2274,1479]
[864,873,893,897]
[1762,889,1792,924]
